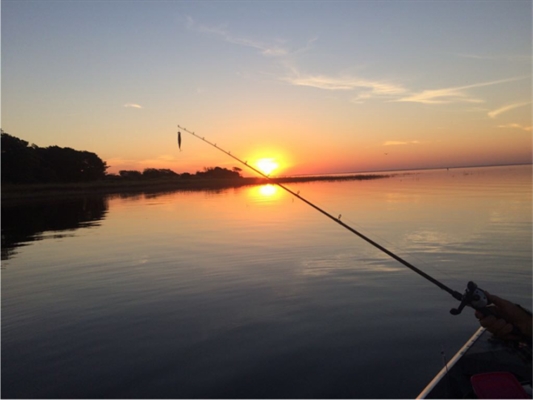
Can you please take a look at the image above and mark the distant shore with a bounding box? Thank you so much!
[1,173,389,204]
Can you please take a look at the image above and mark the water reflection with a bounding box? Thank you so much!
[259,184,278,197]
[1,196,108,260]
[1,166,531,399]
[247,184,284,203]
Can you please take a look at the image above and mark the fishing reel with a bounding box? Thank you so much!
[450,281,490,315]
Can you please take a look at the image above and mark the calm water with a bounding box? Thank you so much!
[2,165,531,398]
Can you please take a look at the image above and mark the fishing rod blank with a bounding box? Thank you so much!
[177,125,501,318]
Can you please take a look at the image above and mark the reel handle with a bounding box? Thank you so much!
[450,281,490,315]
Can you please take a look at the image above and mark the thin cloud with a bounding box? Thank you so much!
[186,16,288,57]
[124,103,143,109]
[187,20,403,103]
[497,123,532,132]
[456,53,532,63]
[283,69,407,103]
[384,140,420,146]
[456,53,494,60]
[396,77,524,105]
[184,16,528,110]
[488,102,531,118]
[283,70,527,107]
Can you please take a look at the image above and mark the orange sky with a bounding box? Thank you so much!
[2,1,531,176]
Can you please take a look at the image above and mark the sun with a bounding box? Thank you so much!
[255,158,279,175]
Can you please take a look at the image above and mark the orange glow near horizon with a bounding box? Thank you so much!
[101,126,533,177]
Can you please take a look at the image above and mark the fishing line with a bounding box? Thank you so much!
[293,173,467,290]
[176,125,525,326]
[321,169,465,288]
[292,182,464,292]
[338,211,464,289]
[177,124,464,302]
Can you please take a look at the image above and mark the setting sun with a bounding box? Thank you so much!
[255,158,279,175]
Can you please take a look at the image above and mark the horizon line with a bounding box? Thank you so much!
[277,162,532,178]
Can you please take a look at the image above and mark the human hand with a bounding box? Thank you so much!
[474,292,532,340]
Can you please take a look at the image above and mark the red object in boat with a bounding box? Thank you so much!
[470,372,529,399]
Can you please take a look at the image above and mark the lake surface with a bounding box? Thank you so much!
[2,165,531,398]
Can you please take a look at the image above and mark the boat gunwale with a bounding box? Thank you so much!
[417,327,486,399]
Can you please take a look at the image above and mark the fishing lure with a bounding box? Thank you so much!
[177,131,182,151]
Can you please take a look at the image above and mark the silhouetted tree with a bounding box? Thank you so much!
[142,168,178,179]
[105,173,120,180]
[1,131,108,183]
[1,132,39,183]
[196,166,241,179]
[36,146,108,182]
[119,170,142,179]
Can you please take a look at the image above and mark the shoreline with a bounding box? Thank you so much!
[1,173,389,204]
[285,162,532,178]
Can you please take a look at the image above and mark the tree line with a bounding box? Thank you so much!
[114,166,242,180]
[2,131,242,184]
[2,131,108,184]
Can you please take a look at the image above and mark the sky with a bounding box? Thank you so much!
[2,1,532,176]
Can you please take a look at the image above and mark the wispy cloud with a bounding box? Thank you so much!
[186,16,403,103]
[283,70,527,107]
[186,16,288,57]
[396,77,523,105]
[185,16,528,108]
[384,140,420,146]
[282,68,407,102]
[497,123,532,132]
[456,53,532,63]
[488,102,531,118]
[124,103,143,109]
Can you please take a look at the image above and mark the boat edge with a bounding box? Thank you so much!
[416,327,487,399]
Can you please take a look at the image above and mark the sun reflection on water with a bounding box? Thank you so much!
[245,184,285,204]
[259,184,278,197]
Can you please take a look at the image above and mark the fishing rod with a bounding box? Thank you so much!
[177,125,497,318]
